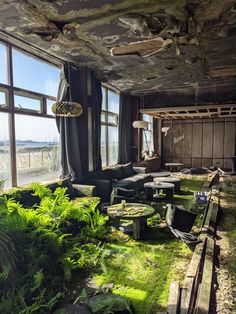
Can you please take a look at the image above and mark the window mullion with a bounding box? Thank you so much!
[8,45,17,186]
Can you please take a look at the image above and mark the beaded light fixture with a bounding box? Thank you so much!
[52,62,83,117]
[52,101,83,117]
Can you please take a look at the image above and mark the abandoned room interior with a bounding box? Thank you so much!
[0,1,236,313]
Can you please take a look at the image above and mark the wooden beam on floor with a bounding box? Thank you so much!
[167,281,180,314]
[194,237,215,314]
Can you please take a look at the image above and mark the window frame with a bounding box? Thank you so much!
[142,114,154,152]
[0,39,62,187]
[101,86,119,167]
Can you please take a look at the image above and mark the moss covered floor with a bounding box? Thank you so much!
[91,175,205,313]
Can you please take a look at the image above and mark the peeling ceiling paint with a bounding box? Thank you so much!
[0,0,235,96]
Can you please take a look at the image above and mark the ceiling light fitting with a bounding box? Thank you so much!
[52,62,83,117]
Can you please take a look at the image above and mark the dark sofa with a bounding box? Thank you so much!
[79,163,152,202]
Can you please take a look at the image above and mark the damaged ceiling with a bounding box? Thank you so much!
[0,0,236,100]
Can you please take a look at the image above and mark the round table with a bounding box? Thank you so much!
[154,177,181,193]
[107,203,155,240]
[149,172,171,177]
[144,181,175,201]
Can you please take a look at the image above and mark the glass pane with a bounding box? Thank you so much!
[0,90,7,107]
[142,130,153,152]
[108,126,118,166]
[0,113,11,188]
[14,94,41,111]
[47,99,55,115]
[108,90,119,114]
[0,42,8,84]
[12,49,60,97]
[101,125,106,167]
[143,114,153,131]
[108,113,117,125]
[102,87,106,110]
[15,115,60,186]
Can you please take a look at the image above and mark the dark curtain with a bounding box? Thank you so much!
[90,71,102,171]
[118,93,131,164]
[153,117,159,155]
[56,64,87,180]
[56,64,102,180]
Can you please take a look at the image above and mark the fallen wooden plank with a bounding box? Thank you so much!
[167,281,180,314]
[180,277,195,314]
[186,237,206,278]
[194,237,215,314]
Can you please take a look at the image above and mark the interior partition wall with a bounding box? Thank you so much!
[0,40,61,188]
[161,118,236,169]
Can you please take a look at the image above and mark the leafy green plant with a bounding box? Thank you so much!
[82,199,109,239]
[0,182,111,313]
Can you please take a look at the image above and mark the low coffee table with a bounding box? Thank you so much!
[154,177,181,193]
[107,203,155,240]
[144,181,175,201]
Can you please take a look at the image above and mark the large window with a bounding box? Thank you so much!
[101,87,119,167]
[0,113,11,188]
[142,114,154,152]
[0,40,61,188]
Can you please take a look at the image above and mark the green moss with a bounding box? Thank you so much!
[91,177,204,313]
[94,237,191,313]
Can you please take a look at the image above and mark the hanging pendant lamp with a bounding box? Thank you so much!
[52,62,83,117]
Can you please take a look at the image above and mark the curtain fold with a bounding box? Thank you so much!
[55,64,102,180]
[90,73,102,171]
[118,93,131,164]
[56,64,86,180]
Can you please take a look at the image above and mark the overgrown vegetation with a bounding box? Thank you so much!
[0,183,109,313]
[0,176,205,313]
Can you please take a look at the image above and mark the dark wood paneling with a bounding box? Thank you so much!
[202,122,213,158]
[192,122,202,158]
[192,158,202,168]
[202,158,213,168]
[182,123,192,157]
[162,123,173,158]
[172,123,182,157]
[161,118,236,169]
[213,121,224,158]
[182,157,192,167]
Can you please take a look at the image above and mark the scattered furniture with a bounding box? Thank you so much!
[149,171,171,177]
[165,204,198,244]
[107,203,155,240]
[133,157,160,172]
[144,181,174,201]
[165,162,183,172]
[154,177,181,193]
[81,162,152,202]
[110,187,137,204]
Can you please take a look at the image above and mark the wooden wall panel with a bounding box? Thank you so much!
[161,118,235,169]
[192,158,202,168]
[182,123,192,157]
[182,157,192,167]
[224,121,235,169]
[172,123,182,157]
[202,158,213,168]
[213,121,224,158]
[192,122,202,158]
[202,122,213,158]
[162,127,173,158]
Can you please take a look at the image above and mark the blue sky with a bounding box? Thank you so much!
[0,42,61,142]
